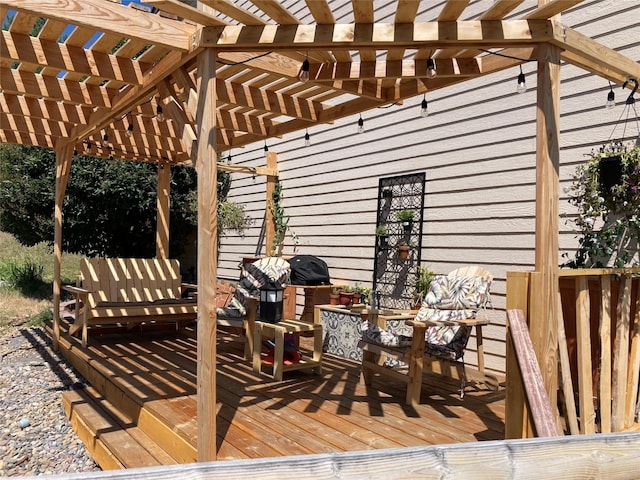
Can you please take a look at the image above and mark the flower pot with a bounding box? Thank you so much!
[598,155,623,198]
[398,245,410,260]
[377,235,389,249]
[402,220,413,231]
[329,293,340,305]
[339,292,354,306]
[353,293,362,305]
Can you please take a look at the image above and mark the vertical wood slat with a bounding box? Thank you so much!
[556,291,579,435]
[130,259,145,303]
[505,271,531,439]
[624,279,640,428]
[575,276,595,434]
[612,275,632,432]
[599,275,612,433]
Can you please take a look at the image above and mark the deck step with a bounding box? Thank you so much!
[62,386,178,469]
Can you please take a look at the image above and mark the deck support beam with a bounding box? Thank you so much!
[195,47,218,462]
[52,144,74,351]
[156,160,171,259]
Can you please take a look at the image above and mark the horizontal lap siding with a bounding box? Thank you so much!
[216,1,640,374]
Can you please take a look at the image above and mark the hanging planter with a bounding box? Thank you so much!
[397,243,411,260]
[375,225,389,249]
[563,141,640,268]
[382,188,393,199]
[396,209,415,231]
[598,154,623,200]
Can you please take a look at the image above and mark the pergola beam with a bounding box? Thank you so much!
[7,0,196,51]
[201,20,554,51]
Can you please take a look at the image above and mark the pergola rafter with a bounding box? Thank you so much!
[2,0,640,465]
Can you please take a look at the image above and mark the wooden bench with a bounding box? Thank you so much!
[62,258,197,347]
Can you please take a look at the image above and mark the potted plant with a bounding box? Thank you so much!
[396,209,415,230]
[329,287,340,305]
[375,225,389,249]
[412,265,435,309]
[338,285,356,306]
[354,284,371,305]
[397,241,411,260]
[562,141,640,268]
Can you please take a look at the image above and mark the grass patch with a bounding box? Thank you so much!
[0,232,83,328]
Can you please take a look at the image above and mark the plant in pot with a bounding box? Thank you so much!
[562,141,640,268]
[339,285,355,306]
[412,265,435,310]
[397,241,411,260]
[329,287,340,305]
[396,209,415,230]
[375,225,389,249]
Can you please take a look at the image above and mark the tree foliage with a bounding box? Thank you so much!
[0,144,198,258]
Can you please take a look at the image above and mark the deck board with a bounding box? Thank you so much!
[54,322,505,466]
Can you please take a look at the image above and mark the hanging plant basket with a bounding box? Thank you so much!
[598,154,623,200]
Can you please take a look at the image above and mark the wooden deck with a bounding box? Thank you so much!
[52,321,505,469]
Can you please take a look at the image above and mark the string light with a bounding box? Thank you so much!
[156,104,165,122]
[264,141,269,152]
[420,94,428,118]
[126,113,134,137]
[516,65,527,94]
[357,114,364,133]
[304,129,311,146]
[101,132,109,148]
[426,57,437,79]
[298,57,310,83]
[606,82,616,109]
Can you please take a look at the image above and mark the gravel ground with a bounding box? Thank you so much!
[0,324,101,477]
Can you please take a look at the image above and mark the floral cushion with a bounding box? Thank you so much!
[423,275,491,310]
[361,273,490,361]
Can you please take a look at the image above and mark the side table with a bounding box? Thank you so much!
[252,318,323,381]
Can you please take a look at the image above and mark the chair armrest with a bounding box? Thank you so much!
[181,282,198,292]
[62,285,90,299]
[406,316,490,328]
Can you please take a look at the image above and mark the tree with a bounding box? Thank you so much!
[0,144,250,258]
[0,145,197,257]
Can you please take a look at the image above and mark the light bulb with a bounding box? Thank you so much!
[426,58,436,79]
[102,133,109,148]
[298,59,310,82]
[357,116,364,133]
[126,123,134,137]
[304,130,311,146]
[420,96,428,118]
[516,67,527,94]
[156,105,165,122]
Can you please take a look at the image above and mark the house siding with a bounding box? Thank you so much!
[213,0,640,374]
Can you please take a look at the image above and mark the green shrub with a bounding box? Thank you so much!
[27,308,52,327]
[0,258,47,296]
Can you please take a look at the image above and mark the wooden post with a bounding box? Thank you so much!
[195,47,218,462]
[533,43,561,415]
[156,160,171,259]
[265,151,277,256]
[52,145,73,351]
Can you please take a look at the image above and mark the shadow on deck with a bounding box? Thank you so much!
[50,321,505,469]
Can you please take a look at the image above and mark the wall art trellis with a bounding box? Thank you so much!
[372,173,425,309]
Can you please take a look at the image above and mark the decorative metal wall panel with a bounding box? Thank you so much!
[372,173,425,309]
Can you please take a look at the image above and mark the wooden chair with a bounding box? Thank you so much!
[359,266,499,405]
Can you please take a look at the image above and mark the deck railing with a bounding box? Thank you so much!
[506,269,640,437]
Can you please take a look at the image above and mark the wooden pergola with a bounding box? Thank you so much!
[2,0,640,462]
